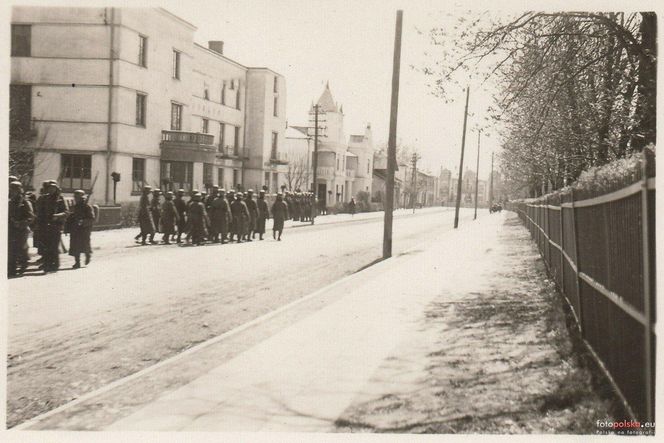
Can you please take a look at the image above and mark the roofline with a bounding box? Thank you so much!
[156,8,197,31]
[248,67,284,78]
[193,42,248,70]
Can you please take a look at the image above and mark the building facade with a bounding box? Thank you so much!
[10,7,288,215]
[284,83,374,207]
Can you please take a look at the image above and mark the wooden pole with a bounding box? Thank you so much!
[641,152,653,422]
[382,10,403,259]
[453,86,470,229]
[473,130,480,220]
[311,104,319,224]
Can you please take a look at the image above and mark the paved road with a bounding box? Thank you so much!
[8,207,473,428]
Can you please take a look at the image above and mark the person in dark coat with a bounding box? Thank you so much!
[160,191,179,244]
[174,189,187,243]
[226,189,235,237]
[187,193,209,246]
[255,190,269,240]
[36,181,68,273]
[271,192,289,241]
[149,189,162,243]
[230,192,250,243]
[210,189,231,243]
[206,185,219,210]
[245,189,258,241]
[284,192,293,221]
[33,180,50,261]
[137,185,155,245]
[8,181,34,277]
[349,197,356,217]
[66,190,95,268]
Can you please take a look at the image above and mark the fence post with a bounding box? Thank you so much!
[559,194,565,291]
[641,153,653,423]
[571,188,584,338]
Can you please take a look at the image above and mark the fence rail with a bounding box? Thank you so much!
[507,150,656,422]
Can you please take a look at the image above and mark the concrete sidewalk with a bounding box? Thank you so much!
[102,212,509,432]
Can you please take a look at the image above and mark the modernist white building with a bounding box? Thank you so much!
[10,7,288,221]
[284,84,374,207]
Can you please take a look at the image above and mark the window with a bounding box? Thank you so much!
[273,96,278,117]
[221,81,226,105]
[234,126,240,154]
[132,158,145,193]
[136,93,146,127]
[138,35,147,67]
[204,87,209,100]
[271,132,278,159]
[170,102,182,130]
[203,163,213,189]
[229,80,235,90]
[61,154,92,191]
[219,122,226,151]
[236,86,241,110]
[218,168,225,187]
[273,76,278,93]
[10,84,31,139]
[201,118,209,134]
[367,159,370,173]
[272,172,278,191]
[233,169,239,188]
[161,160,193,192]
[264,172,270,189]
[337,155,340,170]
[172,49,181,79]
[11,25,31,57]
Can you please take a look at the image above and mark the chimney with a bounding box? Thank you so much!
[208,41,224,55]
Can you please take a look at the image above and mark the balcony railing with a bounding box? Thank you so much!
[161,130,215,146]
[218,145,249,159]
[316,166,335,178]
[346,168,356,177]
[268,151,289,165]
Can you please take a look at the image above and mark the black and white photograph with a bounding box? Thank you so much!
[3,0,660,439]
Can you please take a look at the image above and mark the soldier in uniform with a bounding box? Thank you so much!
[206,186,219,210]
[33,180,51,263]
[284,192,293,221]
[271,192,289,241]
[208,190,224,243]
[174,189,187,244]
[255,189,269,240]
[149,189,162,244]
[8,181,34,277]
[292,192,301,222]
[137,185,156,245]
[216,189,232,243]
[226,189,235,237]
[187,192,209,246]
[36,180,68,273]
[65,189,95,268]
[160,191,179,244]
[230,191,249,243]
[245,189,258,241]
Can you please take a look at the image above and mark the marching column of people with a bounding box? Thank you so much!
[8,178,326,277]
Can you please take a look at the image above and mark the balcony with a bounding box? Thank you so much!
[316,166,335,178]
[218,145,249,159]
[267,151,289,165]
[160,130,216,163]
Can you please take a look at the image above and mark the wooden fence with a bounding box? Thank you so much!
[508,150,656,422]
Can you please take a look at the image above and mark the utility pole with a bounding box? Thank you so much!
[473,130,481,220]
[382,10,403,260]
[489,151,494,208]
[308,104,326,224]
[411,152,419,213]
[454,86,470,229]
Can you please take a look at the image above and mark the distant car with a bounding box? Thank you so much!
[489,203,503,213]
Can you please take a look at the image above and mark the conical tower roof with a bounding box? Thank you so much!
[316,82,338,113]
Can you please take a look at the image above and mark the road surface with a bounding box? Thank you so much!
[8,207,474,428]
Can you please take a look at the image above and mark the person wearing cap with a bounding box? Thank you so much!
[136,185,155,245]
[65,190,95,268]
[159,191,179,245]
[209,189,231,243]
[230,191,249,243]
[271,192,288,241]
[284,191,293,221]
[206,185,219,210]
[8,181,34,276]
[174,189,187,244]
[226,189,235,236]
[245,189,258,241]
[9,175,18,184]
[187,192,209,246]
[149,189,162,244]
[255,189,269,241]
[35,180,68,273]
[33,180,51,263]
